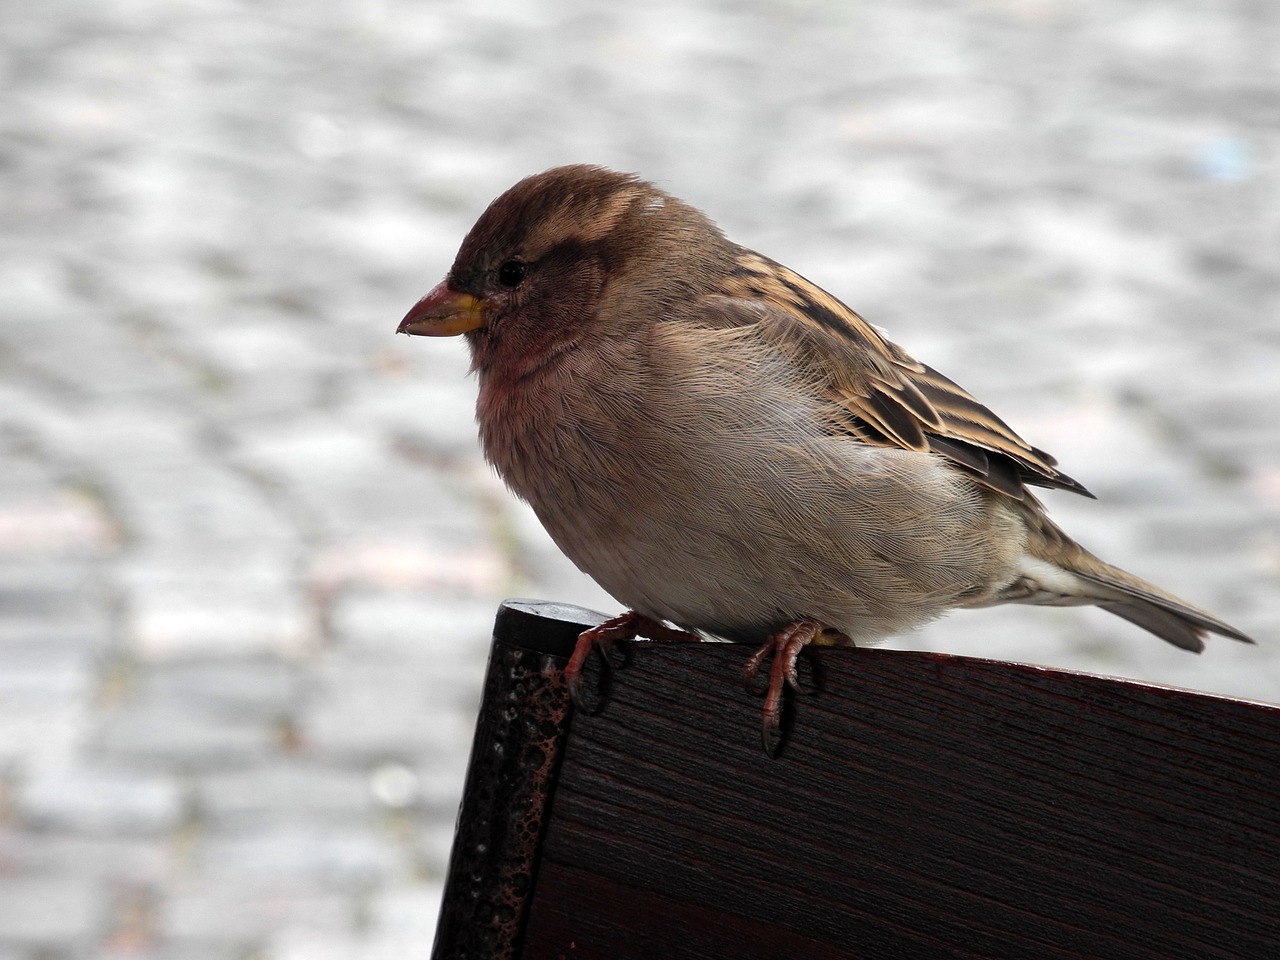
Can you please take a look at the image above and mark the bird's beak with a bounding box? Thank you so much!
[397,281,486,337]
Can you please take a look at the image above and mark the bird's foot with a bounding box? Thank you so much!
[565,611,700,712]
[742,619,851,758]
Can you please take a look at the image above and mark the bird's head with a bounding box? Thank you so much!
[398,164,730,379]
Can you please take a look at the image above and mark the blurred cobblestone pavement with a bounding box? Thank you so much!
[1,0,1278,955]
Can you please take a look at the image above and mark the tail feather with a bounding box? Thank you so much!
[1101,601,1208,652]
[1012,507,1254,652]
[1071,565,1255,651]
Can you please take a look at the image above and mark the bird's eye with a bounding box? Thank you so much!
[497,260,527,288]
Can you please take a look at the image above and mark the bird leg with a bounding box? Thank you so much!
[742,619,852,758]
[564,610,700,712]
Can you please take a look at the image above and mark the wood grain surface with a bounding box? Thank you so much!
[517,635,1280,959]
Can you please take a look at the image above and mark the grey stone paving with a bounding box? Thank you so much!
[1,1,1277,955]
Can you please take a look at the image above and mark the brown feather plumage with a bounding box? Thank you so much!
[718,250,1091,500]
[398,164,1254,754]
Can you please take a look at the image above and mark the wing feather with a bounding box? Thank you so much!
[711,250,1093,501]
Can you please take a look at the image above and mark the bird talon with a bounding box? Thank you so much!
[596,635,629,670]
[740,641,773,693]
[743,619,834,757]
[564,631,607,713]
[563,611,697,712]
[567,674,605,714]
[761,711,785,759]
[785,665,808,696]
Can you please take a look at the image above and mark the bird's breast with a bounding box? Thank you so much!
[472,327,1018,641]
[475,350,668,535]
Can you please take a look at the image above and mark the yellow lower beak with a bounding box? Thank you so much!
[397,281,486,336]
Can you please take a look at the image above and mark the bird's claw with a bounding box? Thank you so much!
[564,611,699,713]
[743,619,849,758]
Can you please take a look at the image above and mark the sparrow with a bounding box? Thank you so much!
[398,164,1254,756]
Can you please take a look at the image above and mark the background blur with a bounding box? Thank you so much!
[2,0,1278,955]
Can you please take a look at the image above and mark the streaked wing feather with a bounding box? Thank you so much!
[871,373,945,430]
[854,389,930,451]
[713,250,1094,501]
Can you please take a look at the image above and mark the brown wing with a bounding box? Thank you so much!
[709,250,1093,501]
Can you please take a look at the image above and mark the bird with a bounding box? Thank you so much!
[398,164,1254,756]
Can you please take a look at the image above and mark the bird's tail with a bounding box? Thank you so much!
[1072,560,1253,652]
[993,500,1256,652]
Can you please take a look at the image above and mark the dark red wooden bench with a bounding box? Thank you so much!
[431,600,1280,960]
